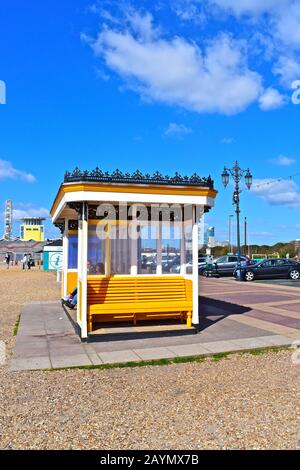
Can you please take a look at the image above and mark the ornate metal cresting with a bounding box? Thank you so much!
[64,167,214,188]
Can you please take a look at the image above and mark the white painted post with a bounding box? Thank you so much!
[62,218,69,297]
[77,203,88,338]
[77,216,82,327]
[192,205,199,325]
[180,216,186,276]
[130,205,138,275]
[81,203,88,339]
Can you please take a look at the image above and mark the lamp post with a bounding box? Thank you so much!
[229,214,233,253]
[221,162,252,281]
[244,216,247,256]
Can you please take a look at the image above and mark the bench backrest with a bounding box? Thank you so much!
[87,276,192,305]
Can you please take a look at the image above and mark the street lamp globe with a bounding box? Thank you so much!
[221,168,230,188]
[245,169,253,190]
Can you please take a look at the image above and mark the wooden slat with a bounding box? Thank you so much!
[87,276,193,331]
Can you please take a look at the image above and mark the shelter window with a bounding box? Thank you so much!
[68,233,78,269]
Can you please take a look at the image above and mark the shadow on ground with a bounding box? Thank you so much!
[199,296,251,332]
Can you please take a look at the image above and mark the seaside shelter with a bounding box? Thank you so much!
[50,168,217,340]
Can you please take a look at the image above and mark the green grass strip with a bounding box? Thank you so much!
[13,314,21,336]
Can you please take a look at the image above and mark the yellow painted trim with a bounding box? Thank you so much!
[50,182,217,217]
[68,229,78,235]
[78,280,82,322]
[67,271,78,293]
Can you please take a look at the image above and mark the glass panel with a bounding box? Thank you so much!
[138,224,157,274]
[88,224,105,274]
[110,224,131,275]
[68,233,78,269]
[162,224,180,274]
[184,222,193,274]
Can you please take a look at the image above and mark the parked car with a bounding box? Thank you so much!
[235,258,300,281]
[199,254,250,277]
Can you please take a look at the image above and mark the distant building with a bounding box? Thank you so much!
[214,240,230,248]
[204,226,215,248]
[3,200,13,241]
[0,239,46,265]
[20,217,45,242]
[43,239,63,272]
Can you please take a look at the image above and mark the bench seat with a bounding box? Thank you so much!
[87,276,193,332]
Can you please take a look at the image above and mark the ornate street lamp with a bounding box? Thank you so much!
[221,161,253,280]
[245,169,253,190]
[221,168,230,188]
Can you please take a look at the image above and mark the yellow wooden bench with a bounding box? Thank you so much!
[87,276,193,333]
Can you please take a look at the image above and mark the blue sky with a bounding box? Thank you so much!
[1,0,300,244]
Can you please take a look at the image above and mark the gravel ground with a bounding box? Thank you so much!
[0,267,300,450]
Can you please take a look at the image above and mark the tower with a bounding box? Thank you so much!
[3,200,13,241]
[20,217,45,242]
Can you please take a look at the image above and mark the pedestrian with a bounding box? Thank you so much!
[22,254,27,270]
[5,252,10,269]
[27,254,32,270]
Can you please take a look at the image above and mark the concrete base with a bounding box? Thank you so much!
[11,299,293,371]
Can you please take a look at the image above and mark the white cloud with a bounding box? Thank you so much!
[252,178,300,209]
[0,80,6,105]
[258,87,286,110]
[172,0,206,24]
[127,11,159,41]
[89,16,263,115]
[0,159,36,183]
[13,206,49,220]
[273,2,300,49]
[212,0,290,16]
[164,122,192,137]
[270,155,296,166]
[221,137,235,144]
[274,55,300,86]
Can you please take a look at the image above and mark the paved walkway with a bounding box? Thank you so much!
[202,277,300,340]
[11,276,298,371]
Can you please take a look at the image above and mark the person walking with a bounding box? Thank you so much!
[27,254,32,270]
[5,252,11,269]
[22,254,27,270]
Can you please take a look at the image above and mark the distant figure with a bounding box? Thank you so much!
[95,262,105,274]
[22,254,28,270]
[87,260,95,274]
[27,254,33,270]
[5,253,10,269]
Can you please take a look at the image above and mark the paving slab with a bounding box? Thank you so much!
[199,340,240,354]
[167,343,211,357]
[50,354,92,369]
[85,351,104,366]
[11,356,52,371]
[230,336,278,350]
[98,350,140,364]
[133,347,177,360]
[49,345,88,357]
[260,335,293,347]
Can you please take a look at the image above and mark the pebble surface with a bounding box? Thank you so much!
[0,268,299,449]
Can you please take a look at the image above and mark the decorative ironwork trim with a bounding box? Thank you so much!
[54,221,65,234]
[64,167,214,189]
